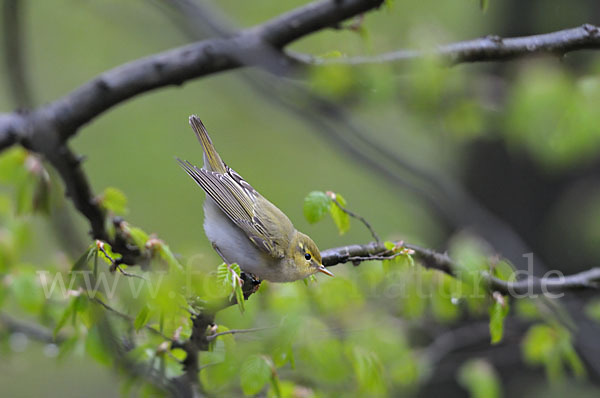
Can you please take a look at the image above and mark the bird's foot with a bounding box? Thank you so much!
[240,272,262,298]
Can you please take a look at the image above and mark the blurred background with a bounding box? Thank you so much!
[2,0,600,396]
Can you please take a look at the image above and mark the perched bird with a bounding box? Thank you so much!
[177,116,333,282]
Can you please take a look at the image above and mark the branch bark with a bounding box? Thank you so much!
[0,0,384,263]
[321,241,600,296]
[24,0,384,142]
[293,23,600,66]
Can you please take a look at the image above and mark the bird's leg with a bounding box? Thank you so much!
[212,243,229,265]
[240,272,262,298]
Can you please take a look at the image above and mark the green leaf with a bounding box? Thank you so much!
[125,225,149,249]
[489,296,509,344]
[216,262,229,286]
[310,65,355,99]
[349,346,386,395]
[270,369,282,398]
[217,262,244,313]
[71,245,96,272]
[85,326,112,366]
[134,305,151,332]
[479,0,489,11]
[99,187,128,215]
[449,235,489,293]
[57,336,79,361]
[522,324,556,365]
[16,172,36,215]
[235,279,245,314]
[54,298,76,339]
[522,323,585,381]
[240,355,272,396]
[458,359,501,398]
[12,269,45,313]
[303,191,330,224]
[514,299,540,320]
[97,241,120,265]
[584,299,600,322]
[329,193,350,235]
[156,242,183,269]
[0,147,27,184]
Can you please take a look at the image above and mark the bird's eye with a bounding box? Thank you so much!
[304,253,311,261]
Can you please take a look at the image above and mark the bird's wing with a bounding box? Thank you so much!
[177,159,291,259]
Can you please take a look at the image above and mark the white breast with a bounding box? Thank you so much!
[203,199,269,276]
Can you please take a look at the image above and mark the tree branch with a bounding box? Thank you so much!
[21,0,383,142]
[0,312,64,344]
[2,0,33,108]
[321,241,600,296]
[293,23,600,66]
[0,0,385,267]
[205,326,271,342]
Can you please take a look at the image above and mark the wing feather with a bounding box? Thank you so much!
[177,158,291,258]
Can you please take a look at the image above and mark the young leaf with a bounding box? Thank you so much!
[217,262,245,313]
[584,299,600,322]
[489,295,509,344]
[240,355,272,396]
[349,347,385,394]
[124,225,149,249]
[54,298,77,339]
[134,305,151,332]
[0,147,27,184]
[16,172,36,214]
[85,326,112,366]
[522,324,586,381]
[458,359,501,398]
[235,280,245,314]
[96,241,120,265]
[71,245,96,272]
[156,242,183,269]
[270,367,282,398]
[303,191,330,224]
[329,193,350,235]
[449,235,489,292]
[99,187,128,215]
[230,263,244,313]
[216,262,230,286]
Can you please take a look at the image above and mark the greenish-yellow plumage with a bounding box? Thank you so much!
[177,115,333,282]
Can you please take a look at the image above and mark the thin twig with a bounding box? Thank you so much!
[206,326,273,342]
[91,297,171,341]
[328,192,380,243]
[96,240,146,279]
[290,23,600,66]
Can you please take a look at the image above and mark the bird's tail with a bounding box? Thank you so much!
[189,115,226,174]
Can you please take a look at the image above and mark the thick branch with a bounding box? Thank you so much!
[34,0,383,141]
[0,113,24,150]
[0,0,384,264]
[255,0,382,48]
[294,23,600,66]
[44,143,107,240]
[0,312,64,344]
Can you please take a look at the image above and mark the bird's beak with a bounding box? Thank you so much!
[317,265,334,277]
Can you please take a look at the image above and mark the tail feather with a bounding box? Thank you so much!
[189,115,226,173]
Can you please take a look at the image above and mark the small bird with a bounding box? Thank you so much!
[177,116,333,282]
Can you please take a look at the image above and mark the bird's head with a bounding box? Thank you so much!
[290,232,334,279]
